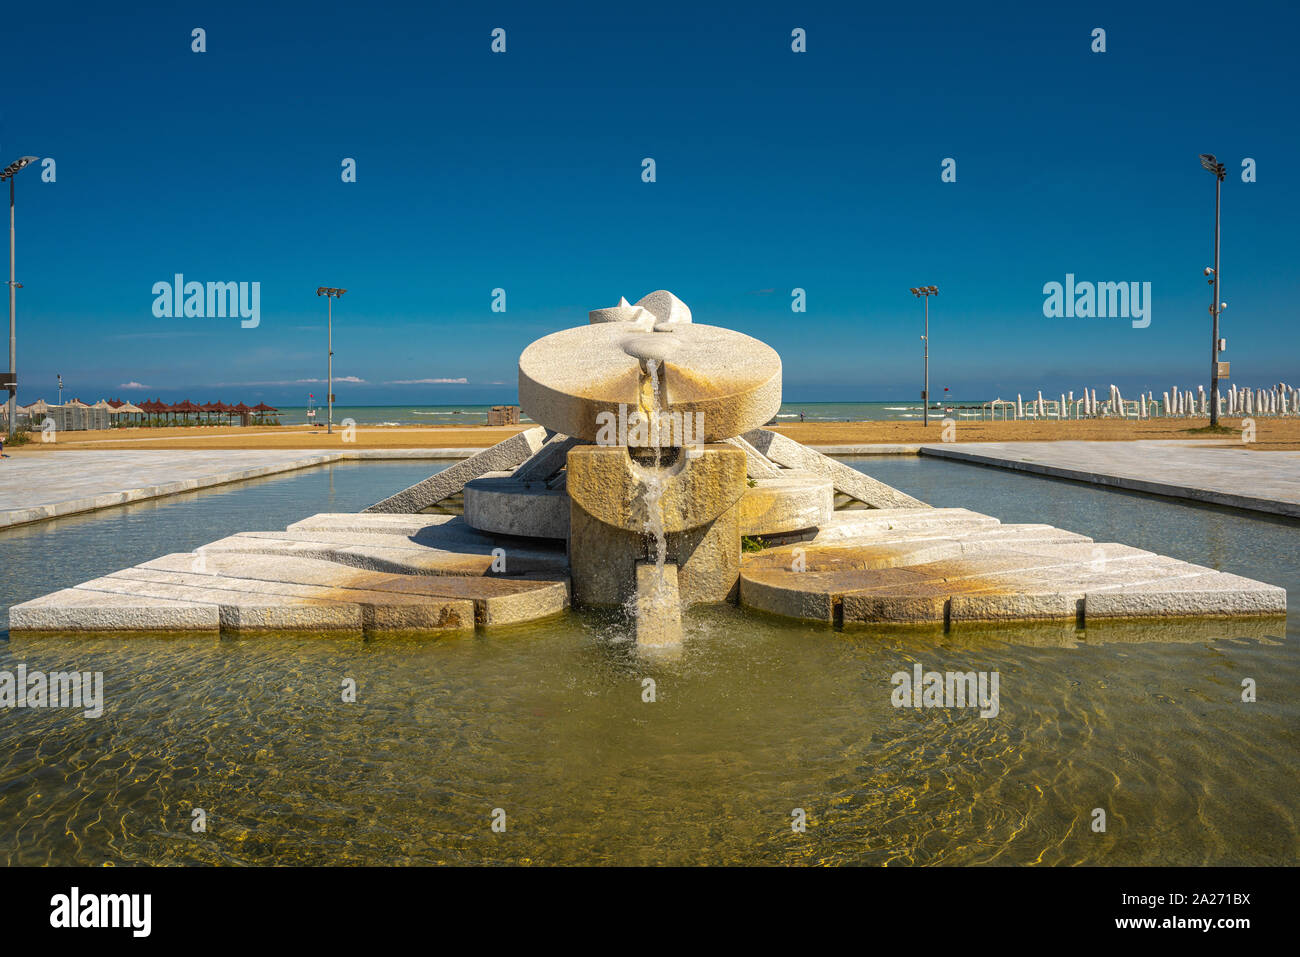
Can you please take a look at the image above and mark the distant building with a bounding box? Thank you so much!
[487,405,520,426]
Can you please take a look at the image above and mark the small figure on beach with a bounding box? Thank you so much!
[800,411,805,422]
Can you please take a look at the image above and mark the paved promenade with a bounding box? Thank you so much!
[919,441,1300,518]
[0,449,477,529]
[3,441,1297,530]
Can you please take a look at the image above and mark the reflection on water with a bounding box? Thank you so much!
[0,458,1296,865]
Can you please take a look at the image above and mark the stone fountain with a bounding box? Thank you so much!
[9,291,1286,640]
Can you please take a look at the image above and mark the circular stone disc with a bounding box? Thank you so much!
[518,322,782,442]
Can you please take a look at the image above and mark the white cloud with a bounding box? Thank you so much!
[386,377,469,385]
[217,376,368,386]
[119,381,150,389]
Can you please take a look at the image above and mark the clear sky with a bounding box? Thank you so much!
[3,0,1297,406]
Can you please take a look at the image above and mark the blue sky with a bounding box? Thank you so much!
[3,0,1297,405]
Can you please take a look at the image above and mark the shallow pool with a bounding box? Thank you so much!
[1,458,1294,865]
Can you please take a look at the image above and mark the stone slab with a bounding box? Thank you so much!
[743,429,928,509]
[724,435,783,478]
[8,588,222,633]
[463,473,570,539]
[739,508,1286,625]
[512,434,580,483]
[8,509,572,634]
[364,427,546,512]
[135,553,568,627]
[197,530,569,578]
[739,472,832,537]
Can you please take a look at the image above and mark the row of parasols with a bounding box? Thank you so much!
[980,382,1299,420]
[10,397,281,425]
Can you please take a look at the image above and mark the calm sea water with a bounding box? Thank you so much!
[273,401,977,426]
[0,459,1295,865]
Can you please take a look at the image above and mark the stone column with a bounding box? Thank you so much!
[566,444,746,609]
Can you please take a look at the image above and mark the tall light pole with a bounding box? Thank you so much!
[2,156,39,437]
[910,285,939,426]
[1199,153,1226,427]
[316,287,346,434]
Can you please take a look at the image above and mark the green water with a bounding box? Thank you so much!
[1,460,1295,865]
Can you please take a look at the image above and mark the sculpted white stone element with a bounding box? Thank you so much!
[633,290,692,326]
[588,290,691,327]
[589,297,654,326]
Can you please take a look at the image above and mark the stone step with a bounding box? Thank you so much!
[21,574,383,634]
[1084,571,1288,619]
[136,553,569,627]
[9,588,221,633]
[286,513,460,534]
[739,471,832,536]
[197,530,568,577]
[739,530,1286,624]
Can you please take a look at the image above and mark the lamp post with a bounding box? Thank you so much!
[910,285,939,426]
[2,155,38,437]
[1199,153,1226,427]
[316,287,346,434]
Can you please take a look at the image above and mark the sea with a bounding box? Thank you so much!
[272,401,985,427]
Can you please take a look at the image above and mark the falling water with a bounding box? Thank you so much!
[642,359,668,578]
[630,358,682,645]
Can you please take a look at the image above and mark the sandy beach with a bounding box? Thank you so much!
[9,416,1300,452]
